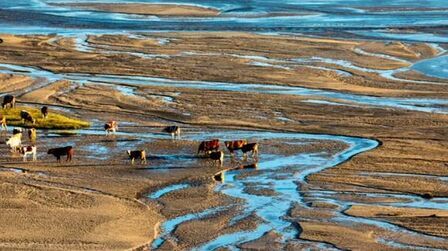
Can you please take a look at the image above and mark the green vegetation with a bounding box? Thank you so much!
[1,107,90,129]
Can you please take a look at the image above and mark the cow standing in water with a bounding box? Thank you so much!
[163,126,181,140]
[2,95,15,109]
[28,128,37,143]
[13,128,22,135]
[41,106,49,119]
[0,115,6,133]
[197,139,220,155]
[6,133,22,152]
[242,143,259,160]
[104,121,118,135]
[207,150,224,167]
[225,140,248,156]
[20,145,37,162]
[47,146,74,162]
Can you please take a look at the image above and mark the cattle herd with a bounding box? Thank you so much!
[2,95,259,167]
[123,125,259,166]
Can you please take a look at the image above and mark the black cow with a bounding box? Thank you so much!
[208,150,224,166]
[241,143,259,160]
[47,146,74,162]
[12,128,22,135]
[127,150,147,165]
[163,125,181,139]
[41,106,49,119]
[2,95,15,109]
[20,110,35,124]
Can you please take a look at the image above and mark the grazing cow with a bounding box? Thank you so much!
[163,126,181,139]
[224,140,248,155]
[0,115,6,132]
[20,110,35,124]
[2,95,15,109]
[20,145,37,162]
[28,128,37,143]
[126,150,147,165]
[241,143,259,160]
[207,150,224,166]
[6,133,22,152]
[41,106,49,119]
[47,146,74,162]
[104,121,118,135]
[197,139,220,155]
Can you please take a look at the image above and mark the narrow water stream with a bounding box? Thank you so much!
[1,63,447,114]
[140,129,448,250]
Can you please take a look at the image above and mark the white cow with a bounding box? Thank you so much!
[6,133,22,152]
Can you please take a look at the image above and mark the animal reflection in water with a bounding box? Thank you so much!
[214,163,259,183]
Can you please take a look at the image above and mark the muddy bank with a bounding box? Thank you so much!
[0,31,447,250]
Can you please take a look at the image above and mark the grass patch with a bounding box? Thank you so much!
[1,107,90,130]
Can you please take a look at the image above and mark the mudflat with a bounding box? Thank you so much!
[0,31,447,250]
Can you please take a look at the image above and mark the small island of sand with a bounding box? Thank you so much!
[55,3,220,17]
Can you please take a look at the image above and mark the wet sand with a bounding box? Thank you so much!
[0,32,447,250]
[54,3,220,17]
[0,33,447,98]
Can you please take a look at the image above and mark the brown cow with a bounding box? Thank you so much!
[224,140,248,155]
[0,115,6,132]
[104,121,118,135]
[241,143,259,160]
[127,150,146,165]
[197,139,220,155]
[47,146,74,162]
